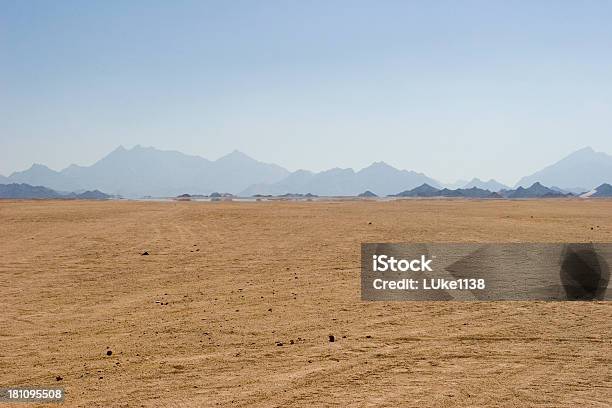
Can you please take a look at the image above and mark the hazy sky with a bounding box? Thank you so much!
[2,1,612,184]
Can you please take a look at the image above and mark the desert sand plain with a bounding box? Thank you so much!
[0,199,611,407]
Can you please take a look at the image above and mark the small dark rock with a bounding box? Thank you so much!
[276,341,283,346]
[142,251,149,256]
[328,335,335,342]
[106,350,113,356]
[56,376,63,381]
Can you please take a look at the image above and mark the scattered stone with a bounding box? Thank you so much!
[268,308,272,312]
[289,340,294,345]
[366,335,372,339]
[328,335,335,342]
[56,376,63,381]
[106,350,112,356]
[275,341,283,346]
[142,251,149,256]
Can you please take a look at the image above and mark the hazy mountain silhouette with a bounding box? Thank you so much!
[74,190,111,199]
[394,183,441,197]
[443,179,469,189]
[582,183,612,197]
[9,146,289,197]
[391,183,572,199]
[212,150,290,193]
[515,147,612,190]
[454,187,495,198]
[242,161,440,196]
[505,182,565,198]
[393,184,495,198]
[358,190,378,197]
[9,163,81,192]
[6,145,611,197]
[0,183,110,199]
[0,183,63,198]
[549,186,586,195]
[463,178,508,192]
[437,188,464,197]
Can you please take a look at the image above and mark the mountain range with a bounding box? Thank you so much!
[515,147,612,191]
[1,145,611,197]
[463,178,509,191]
[6,146,289,197]
[0,183,110,199]
[242,161,440,197]
[390,182,580,198]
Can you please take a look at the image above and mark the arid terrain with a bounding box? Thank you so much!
[1,199,611,407]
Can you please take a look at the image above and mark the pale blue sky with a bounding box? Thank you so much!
[2,0,612,184]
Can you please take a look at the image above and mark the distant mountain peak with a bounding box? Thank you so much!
[515,146,612,190]
[573,146,595,154]
[358,190,378,197]
[591,183,612,197]
[394,183,440,197]
[242,161,439,196]
[463,177,508,192]
[367,161,393,169]
[216,149,254,162]
[30,163,52,170]
[506,181,565,198]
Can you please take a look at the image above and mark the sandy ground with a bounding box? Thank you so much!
[0,199,611,407]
